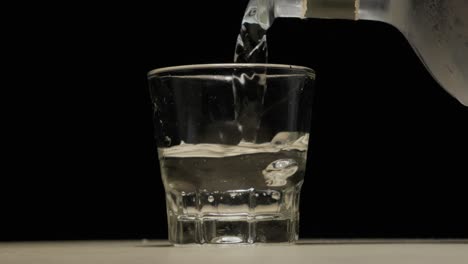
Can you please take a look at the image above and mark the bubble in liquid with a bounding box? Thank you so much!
[208,195,214,203]
[211,236,243,244]
[271,192,281,200]
[262,159,298,187]
[163,136,171,146]
[271,132,300,145]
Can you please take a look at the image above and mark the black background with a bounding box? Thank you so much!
[3,0,468,241]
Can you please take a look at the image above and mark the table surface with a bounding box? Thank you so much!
[1,240,467,264]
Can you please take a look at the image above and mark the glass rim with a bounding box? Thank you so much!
[148,63,315,77]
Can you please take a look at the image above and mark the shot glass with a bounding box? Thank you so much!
[148,64,315,245]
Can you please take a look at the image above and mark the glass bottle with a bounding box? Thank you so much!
[253,0,468,105]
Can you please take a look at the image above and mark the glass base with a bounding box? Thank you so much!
[168,214,299,245]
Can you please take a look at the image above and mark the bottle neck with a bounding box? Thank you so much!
[272,0,361,21]
[358,0,409,28]
[305,0,410,30]
[272,0,408,27]
[305,0,358,20]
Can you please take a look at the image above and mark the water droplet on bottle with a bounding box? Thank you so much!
[208,195,214,203]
